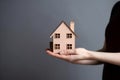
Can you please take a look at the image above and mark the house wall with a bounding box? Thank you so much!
[0,0,119,80]
[53,23,75,53]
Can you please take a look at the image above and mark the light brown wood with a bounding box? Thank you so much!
[50,21,77,53]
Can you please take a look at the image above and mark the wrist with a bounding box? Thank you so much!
[87,50,98,60]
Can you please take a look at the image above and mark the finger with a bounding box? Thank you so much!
[59,50,69,55]
[62,50,76,55]
[67,55,85,62]
[59,50,64,55]
[46,50,70,60]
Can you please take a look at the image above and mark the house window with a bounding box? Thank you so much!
[55,44,60,49]
[66,33,72,38]
[67,44,72,49]
[55,33,60,38]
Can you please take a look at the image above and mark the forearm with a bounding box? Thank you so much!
[74,60,102,65]
[89,51,120,66]
[73,48,103,65]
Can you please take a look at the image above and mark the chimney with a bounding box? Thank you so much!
[70,20,75,32]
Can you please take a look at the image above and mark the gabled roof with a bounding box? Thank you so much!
[50,21,77,38]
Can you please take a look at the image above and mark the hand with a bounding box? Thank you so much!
[46,48,93,64]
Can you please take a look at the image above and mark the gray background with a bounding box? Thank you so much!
[0,0,119,80]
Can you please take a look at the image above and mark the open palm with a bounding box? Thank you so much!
[46,48,92,64]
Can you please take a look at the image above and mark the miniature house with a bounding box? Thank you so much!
[50,21,77,53]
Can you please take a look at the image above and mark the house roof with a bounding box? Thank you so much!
[50,21,77,38]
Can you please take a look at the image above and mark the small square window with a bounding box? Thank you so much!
[55,44,60,49]
[67,44,72,49]
[66,33,72,38]
[55,33,60,38]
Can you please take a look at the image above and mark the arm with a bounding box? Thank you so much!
[89,51,120,66]
[72,41,120,66]
[83,41,107,65]
[46,49,102,65]
[46,41,107,65]
[87,40,107,65]
[75,41,120,66]
[46,50,98,65]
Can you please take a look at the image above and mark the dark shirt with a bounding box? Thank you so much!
[103,21,120,80]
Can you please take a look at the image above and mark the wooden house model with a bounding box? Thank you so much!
[50,21,77,53]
